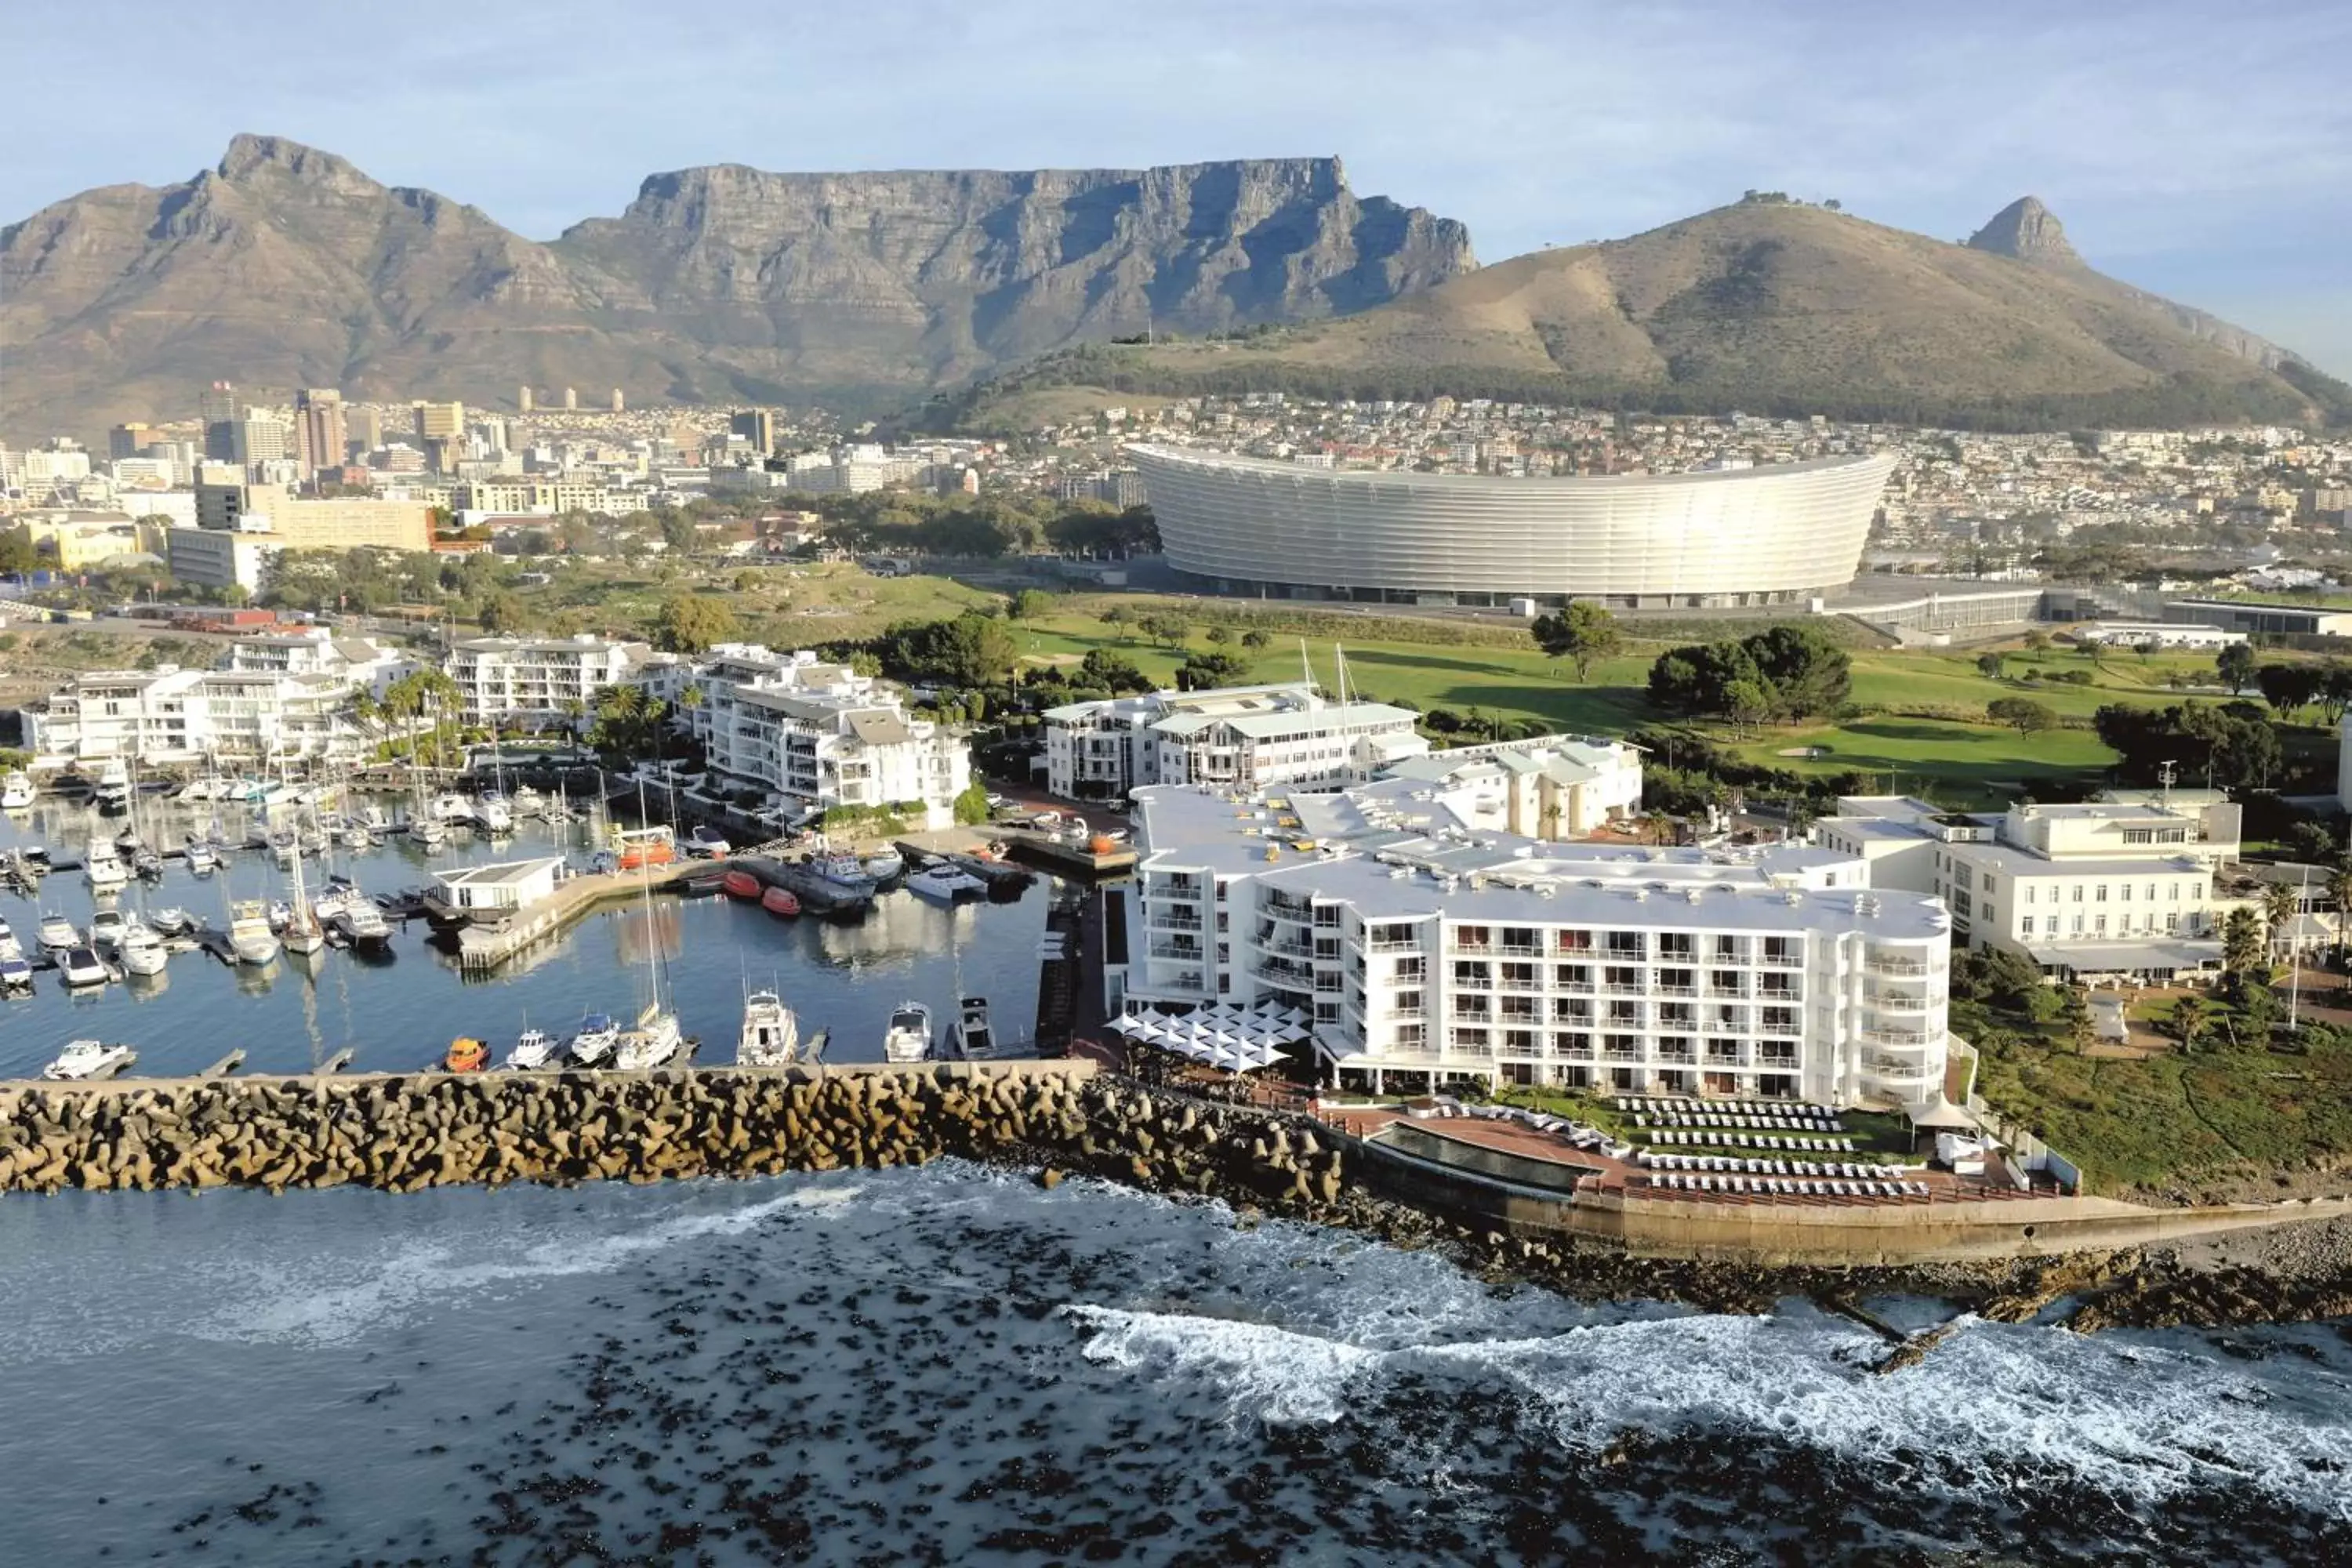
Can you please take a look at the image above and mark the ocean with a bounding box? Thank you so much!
[0,1166,2343,1565]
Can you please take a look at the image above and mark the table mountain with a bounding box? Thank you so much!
[0,136,1472,436]
[948,195,2347,433]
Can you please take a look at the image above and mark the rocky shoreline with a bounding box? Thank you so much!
[0,1068,2344,1338]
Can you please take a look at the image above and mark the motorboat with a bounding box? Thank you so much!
[505,1027,557,1070]
[89,909,129,949]
[0,770,34,810]
[228,901,281,965]
[510,784,543,811]
[343,822,374,850]
[612,826,677,870]
[183,837,220,873]
[84,849,130,891]
[336,900,393,949]
[736,989,800,1067]
[118,924,169,976]
[568,1012,619,1068]
[0,921,19,963]
[806,852,876,899]
[721,869,764,900]
[946,996,996,1060]
[311,880,356,925]
[37,914,80,952]
[409,813,448,846]
[430,793,473,823]
[473,799,514,836]
[113,826,143,857]
[93,761,132,815]
[445,1036,489,1073]
[882,1001,933,1064]
[147,906,192,937]
[267,900,295,932]
[43,1039,136,1080]
[614,1007,686,1071]
[0,956,32,992]
[358,804,391,837]
[760,885,800,917]
[59,946,111,988]
[685,823,731,858]
[179,775,227,802]
[297,823,329,856]
[863,849,906,884]
[133,848,165,880]
[906,865,986,903]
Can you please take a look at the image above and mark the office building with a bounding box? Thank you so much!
[730,409,776,453]
[234,412,292,471]
[166,528,279,593]
[1044,682,1425,800]
[1109,781,1951,1108]
[1128,444,1897,608]
[200,382,239,461]
[109,423,157,460]
[351,405,383,454]
[519,387,535,413]
[296,389,347,477]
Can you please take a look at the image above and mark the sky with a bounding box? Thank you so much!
[7,0,2350,375]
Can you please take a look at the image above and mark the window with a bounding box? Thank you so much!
[2165,912,2180,933]
[2072,885,2084,902]
[2096,884,2108,902]
[1395,1022,1427,1049]
[1554,963,1592,989]
[1394,956,1425,982]
[1393,990,1424,1015]
[2094,914,2107,935]
[2024,885,2038,905]
[1554,996,1592,1022]
[1454,960,1490,987]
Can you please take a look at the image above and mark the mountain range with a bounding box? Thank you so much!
[942,194,2349,434]
[0,136,1472,437]
[3,136,2343,440]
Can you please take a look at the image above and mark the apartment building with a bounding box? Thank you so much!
[1110,780,1950,1109]
[222,626,411,695]
[1813,793,2239,982]
[1044,682,1427,800]
[454,480,637,517]
[20,667,361,767]
[641,644,971,829]
[446,633,646,727]
[1380,735,1644,839]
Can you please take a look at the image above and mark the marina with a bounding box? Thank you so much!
[0,793,1062,1081]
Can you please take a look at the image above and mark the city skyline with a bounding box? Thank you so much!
[5,0,2347,377]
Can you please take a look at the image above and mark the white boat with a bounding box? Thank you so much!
[568,1011,619,1067]
[343,823,373,850]
[864,849,906,883]
[736,989,800,1067]
[358,804,391,837]
[882,1001,933,1064]
[510,785,543,811]
[615,1007,686,1071]
[84,849,129,891]
[114,826,143,856]
[430,793,473,823]
[906,865,986,902]
[0,921,20,963]
[118,924,169,976]
[148,906,191,937]
[337,899,393,949]
[228,901,280,965]
[183,837,220,873]
[180,775,226,802]
[0,956,31,991]
[58,946,111,988]
[409,815,448,847]
[42,1039,136,1080]
[37,914,80,952]
[505,1027,557,1070]
[473,799,514,835]
[89,909,128,948]
[281,836,328,955]
[1,769,36,809]
[946,995,996,1060]
[93,760,132,814]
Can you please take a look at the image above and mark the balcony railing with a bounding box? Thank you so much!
[1759,950,1802,968]
[1864,955,1933,977]
[1863,989,1929,1013]
[1864,1027,1936,1051]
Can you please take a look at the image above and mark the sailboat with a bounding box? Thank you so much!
[612,837,686,1071]
[281,818,328,956]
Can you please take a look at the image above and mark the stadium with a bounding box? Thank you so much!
[1126,444,1899,608]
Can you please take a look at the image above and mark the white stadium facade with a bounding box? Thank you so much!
[1127,444,1899,609]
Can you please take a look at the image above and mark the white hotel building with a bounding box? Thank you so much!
[447,634,648,728]
[20,666,362,767]
[641,644,971,829]
[1110,779,1951,1110]
[1044,682,1426,800]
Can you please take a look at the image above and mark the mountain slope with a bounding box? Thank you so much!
[944,197,2347,432]
[0,138,1472,435]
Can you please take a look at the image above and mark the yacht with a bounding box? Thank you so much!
[408,814,448,847]
[568,1012,619,1068]
[473,797,514,836]
[113,826,143,857]
[133,848,165,880]
[0,956,32,992]
[685,823,731,858]
[736,989,800,1067]
[358,804,392,838]
[89,909,128,949]
[0,920,20,963]
[336,899,394,950]
[510,784,543,811]
[84,848,130,891]
[180,775,228,803]
[505,1027,557,1071]
[118,924,169,977]
[906,864,986,903]
[42,1040,136,1080]
[863,848,906,884]
[430,793,473,823]
[882,1001,934,1064]
[147,906,192,938]
[183,837,220,873]
[228,901,281,965]
[58,946,111,989]
[37,914,81,952]
[0,770,34,810]
[946,996,996,1060]
[615,1007,687,1071]
[93,761,132,815]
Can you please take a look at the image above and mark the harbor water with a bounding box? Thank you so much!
[0,795,1049,1076]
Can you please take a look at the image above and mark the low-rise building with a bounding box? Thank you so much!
[19,666,361,767]
[1110,779,1951,1109]
[1044,682,1427,800]
[222,626,412,695]
[1378,735,1644,839]
[430,856,564,913]
[166,527,279,593]
[2075,621,2246,649]
[446,634,646,728]
[642,644,970,829]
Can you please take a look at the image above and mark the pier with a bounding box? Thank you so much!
[452,858,702,971]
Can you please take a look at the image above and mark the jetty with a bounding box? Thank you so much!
[452,858,701,971]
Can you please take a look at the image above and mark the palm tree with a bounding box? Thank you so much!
[2326,861,2352,963]
[2169,993,2209,1054]
[2262,879,2301,973]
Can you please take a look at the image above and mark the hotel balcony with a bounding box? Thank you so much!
[1864,953,1936,978]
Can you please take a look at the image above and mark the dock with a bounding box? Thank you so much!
[317,1049,356,1075]
[452,859,700,971]
[198,1051,245,1079]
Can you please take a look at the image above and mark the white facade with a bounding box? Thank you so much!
[1814,794,2239,981]
[20,667,361,767]
[431,857,564,911]
[2076,622,2246,649]
[447,635,646,727]
[1130,443,1896,607]
[166,528,278,593]
[223,627,411,695]
[644,644,970,829]
[1380,735,1644,839]
[1044,682,1427,800]
[1112,780,1951,1109]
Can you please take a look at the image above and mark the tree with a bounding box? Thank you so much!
[655,593,739,654]
[476,588,525,633]
[2024,628,2051,651]
[1724,678,1773,736]
[2223,905,2268,989]
[2260,879,2300,971]
[1174,650,1249,691]
[1976,652,2004,681]
[2168,994,2209,1054]
[2328,862,2352,962]
[2216,643,2257,695]
[1530,601,1622,682]
[953,779,991,826]
[1203,625,1230,646]
[1986,696,2059,733]
[1240,628,1272,652]
[1008,588,1051,621]
[1077,648,1152,694]
[2256,662,2325,718]
[1099,605,1132,641]
[2056,982,2096,1054]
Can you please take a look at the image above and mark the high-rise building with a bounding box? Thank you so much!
[295,388,347,478]
[234,412,291,470]
[412,401,466,442]
[109,423,156,460]
[518,387,535,413]
[351,406,383,454]
[562,387,579,411]
[729,409,776,452]
[610,388,625,412]
[200,382,239,461]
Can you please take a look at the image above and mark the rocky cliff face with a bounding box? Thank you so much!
[0,138,1472,434]
[1965,195,2082,266]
